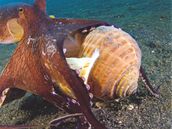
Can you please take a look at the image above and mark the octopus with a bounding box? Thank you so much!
[0,0,159,129]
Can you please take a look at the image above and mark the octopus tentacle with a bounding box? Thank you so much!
[140,66,160,98]
[53,18,110,33]
[49,113,83,128]
[40,37,106,129]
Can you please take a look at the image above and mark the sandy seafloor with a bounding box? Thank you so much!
[0,0,171,129]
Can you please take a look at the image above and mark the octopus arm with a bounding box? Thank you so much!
[40,37,106,129]
[54,18,110,31]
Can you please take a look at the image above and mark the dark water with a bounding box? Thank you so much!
[0,0,171,129]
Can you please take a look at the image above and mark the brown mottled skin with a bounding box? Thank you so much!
[0,0,109,128]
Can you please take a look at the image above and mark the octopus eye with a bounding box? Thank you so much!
[18,7,24,13]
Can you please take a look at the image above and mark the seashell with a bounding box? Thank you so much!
[67,26,141,98]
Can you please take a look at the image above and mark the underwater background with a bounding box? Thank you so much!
[0,0,171,129]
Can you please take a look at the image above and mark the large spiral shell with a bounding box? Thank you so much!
[78,26,141,98]
[66,25,141,99]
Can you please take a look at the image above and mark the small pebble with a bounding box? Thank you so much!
[118,121,122,124]
[95,102,106,109]
[127,104,134,111]
[115,98,120,102]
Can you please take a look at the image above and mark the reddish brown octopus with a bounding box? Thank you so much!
[0,0,159,129]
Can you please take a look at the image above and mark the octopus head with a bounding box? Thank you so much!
[0,0,46,44]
